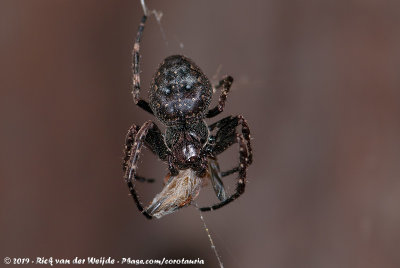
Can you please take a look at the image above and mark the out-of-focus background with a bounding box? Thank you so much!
[1,0,400,267]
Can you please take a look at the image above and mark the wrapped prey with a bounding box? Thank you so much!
[145,158,227,218]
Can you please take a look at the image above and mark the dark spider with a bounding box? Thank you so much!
[122,15,253,219]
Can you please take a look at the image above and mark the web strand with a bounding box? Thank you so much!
[140,0,168,46]
[198,210,224,268]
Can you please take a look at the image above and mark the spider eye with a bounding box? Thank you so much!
[185,84,191,90]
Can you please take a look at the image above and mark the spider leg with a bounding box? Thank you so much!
[123,123,168,183]
[123,124,154,183]
[132,15,153,115]
[199,115,252,210]
[206,76,233,118]
[124,121,166,219]
[221,167,239,177]
[200,134,249,211]
[210,115,253,165]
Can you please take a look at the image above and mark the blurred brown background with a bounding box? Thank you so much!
[1,0,400,267]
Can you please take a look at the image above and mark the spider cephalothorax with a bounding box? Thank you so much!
[165,120,209,172]
[123,15,253,219]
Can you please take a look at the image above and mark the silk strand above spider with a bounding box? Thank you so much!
[122,15,253,219]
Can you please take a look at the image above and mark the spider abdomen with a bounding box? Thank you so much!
[149,55,212,126]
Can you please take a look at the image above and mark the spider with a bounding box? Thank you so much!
[122,15,253,219]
